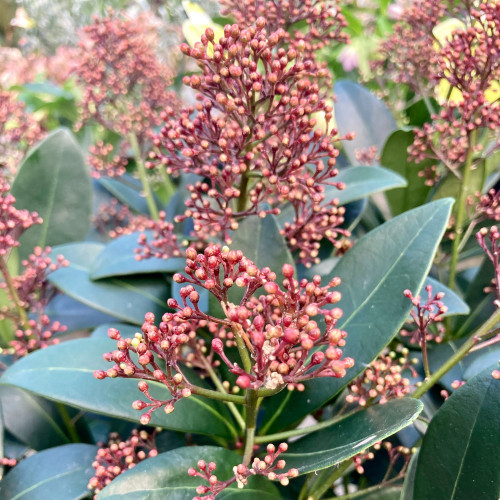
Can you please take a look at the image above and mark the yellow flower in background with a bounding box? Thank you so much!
[433,18,499,104]
[181,0,224,53]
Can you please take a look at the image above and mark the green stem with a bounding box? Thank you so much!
[159,167,176,202]
[190,384,246,404]
[242,389,259,466]
[254,408,361,444]
[300,460,352,500]
[413,307,500,399]
[421,333,431,379]
[422,94,437,116]
[237,170,250,212]
[0,256,29,330]
[202,358,245,430]
[128,133,159,220]
[57,403,80,443]
[232,324,252,373]
[448,129,477,290]
[322,478,402,500]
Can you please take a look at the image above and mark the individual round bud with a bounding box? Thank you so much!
[282,264,294,278]
[236,374,251,389]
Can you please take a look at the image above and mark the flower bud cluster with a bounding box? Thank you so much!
[2,246,69,358]
[372,0,444,94]
[88,429,158,497]
[149,18,352,263]
[353,441,412,479]
[346,347,417,406]
[401,285,448,345]
[135,211,182,261]
[94,313,198,424]
[219,0,349,59]
[92,199,135,237]
[467,189,500,224]
[87,141,128,179]
[170,246,353,390]
[75,12,177,141]
[190,443,299,499]
[476,226,500,306]
[0,90,44,177]
[0,181,42,256]
[408,92,498,180]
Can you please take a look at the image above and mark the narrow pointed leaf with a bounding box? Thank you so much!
[0,443,97,500]
[414,366,500,500]
[90,231,184,279]
[11,129,92,259]
[260,199,453,433]
[0,339,237,439]
[334,81,397,164]
[324,166,407,205]
[282,399,422,474]
[98,446,280,499]
[47,243,169,325]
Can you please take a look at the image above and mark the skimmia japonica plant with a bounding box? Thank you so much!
[0,1,498,500]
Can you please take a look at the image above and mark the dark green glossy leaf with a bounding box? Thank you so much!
[414,366,500,500]
[380,130,432,216]
[334,81,397,164]
[48,243,169,325]
[98,175,150,214]
[401,449,419,500]
[355,487,402,500]
[422,277,469,317]
[324,166,407,205]
[260,199,453,433]
[0,339,237,439]
[90,231,184,279]
[11,129,92,259]
[98,446,280,499]
[0,386,70,451]
[282,399,422,474]
[0,443,97,500]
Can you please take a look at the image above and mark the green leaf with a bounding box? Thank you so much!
[356,487,402,499]
[98,175,150,214]
[98,445,281,499]
[334,81,397,164]
[0,338,237,439]
[282,399,422,474]
[260,199,453,433]
[422,277,469,317]
[401,449,419,500]
[47,243,169,325]
[11,129,92,259]
[0,386,70,450]
[380,130,432,216]
[433,160,485,202]
[90,232,184,279]
[414,366,500,500]
[0,443,97,500]
[324,166,407,205]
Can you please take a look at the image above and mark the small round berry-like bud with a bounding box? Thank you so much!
[282,264,294,278]
[236,374,251,389]
[278,443,288,452]
[188,467,197,476]
[256,17,266,29]
[108,328,120,340]
[138,380,149,392]
[94,370,107,380]
[173,273,185,283]
[212,338,224,352]
[132,400,147,410]
[283,328,299,344]
[140,414,151,425]
[264,282,279,294]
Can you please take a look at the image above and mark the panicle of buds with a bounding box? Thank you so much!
[170,245,353,390]
[0,91,44,177]
[436,3,499,97]
[75,12,177,141]
[352,441,412,479]
[219,0,349,58]
[476,226,500,306]
[135,211,182,261]
[93,312,199,425]
[149,19,353,263]
[408,91,498,178]
[373,0,444,94]
[1,246,69,358]
[401,285,448,345]
[92,199,135,237]
[346,347,417,406]
[87,141,128,179]
[190,442,299,499]
[88,429,158,497]
[467,189,500,226]
[0,181,42,255]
